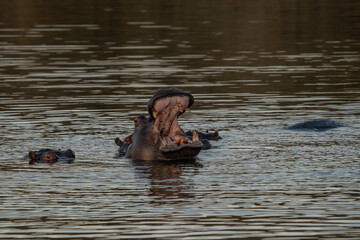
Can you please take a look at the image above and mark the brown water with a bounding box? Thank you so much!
[1,0,360,239]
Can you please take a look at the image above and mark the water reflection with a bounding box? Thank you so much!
[132,159,201,205]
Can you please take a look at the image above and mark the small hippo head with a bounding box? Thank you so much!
[115,135,132,157]
[28,149,75,165]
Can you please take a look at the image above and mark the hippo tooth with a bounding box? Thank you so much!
[183,137,189,144]
[153,110,157,118]
[185,107,191,112]
[178,103,183,113]
[160,137,166,147]
[175,138,182,146]
[193,130,199,142]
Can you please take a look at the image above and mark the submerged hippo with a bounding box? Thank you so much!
[184,130,221,150]
[284,119,348,132]
[185,130,222,141]
[26,148,75,165]
[117,88,220,161]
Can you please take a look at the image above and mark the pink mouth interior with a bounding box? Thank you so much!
[152,95,191,146]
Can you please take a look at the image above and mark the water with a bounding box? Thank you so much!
[1,0,360,239]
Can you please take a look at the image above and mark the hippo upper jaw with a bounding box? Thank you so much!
[150,88,202,159]
[147,88,194,121]
[149,89,194,142]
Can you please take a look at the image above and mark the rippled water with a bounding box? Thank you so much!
[1,0,360,239]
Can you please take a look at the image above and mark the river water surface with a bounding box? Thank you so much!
[0,0,360,239]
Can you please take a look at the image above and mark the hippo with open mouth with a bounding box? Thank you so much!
[121,88,204,161]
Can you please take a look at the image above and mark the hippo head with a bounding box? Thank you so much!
[126,88,203,161]
[28,149,75,165]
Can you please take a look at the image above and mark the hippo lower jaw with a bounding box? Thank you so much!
[158,141,203,160]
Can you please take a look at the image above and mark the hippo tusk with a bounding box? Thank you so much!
[175,138,182,145]
[153,110,158,118]
[192,130,199,142]
[185,108,191,113]
[160,137,166,147]
[178,103,184,113]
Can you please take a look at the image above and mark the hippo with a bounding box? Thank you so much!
[284,119,348,132]
[26,148,75,165]
[117,88,210,161]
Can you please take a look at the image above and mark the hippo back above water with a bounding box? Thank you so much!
[284,119,348,132]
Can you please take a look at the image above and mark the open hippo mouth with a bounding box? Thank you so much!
[148,88,203,160]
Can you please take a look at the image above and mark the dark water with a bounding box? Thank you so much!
[1,0,360,239]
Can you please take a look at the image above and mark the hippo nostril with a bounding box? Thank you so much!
[41,152,57,163]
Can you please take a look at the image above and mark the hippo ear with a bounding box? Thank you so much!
[64,149,75,158]
[29,151,38,160]
[124,136,132,145]
[28,151,38,164]
[115,137,123,147]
